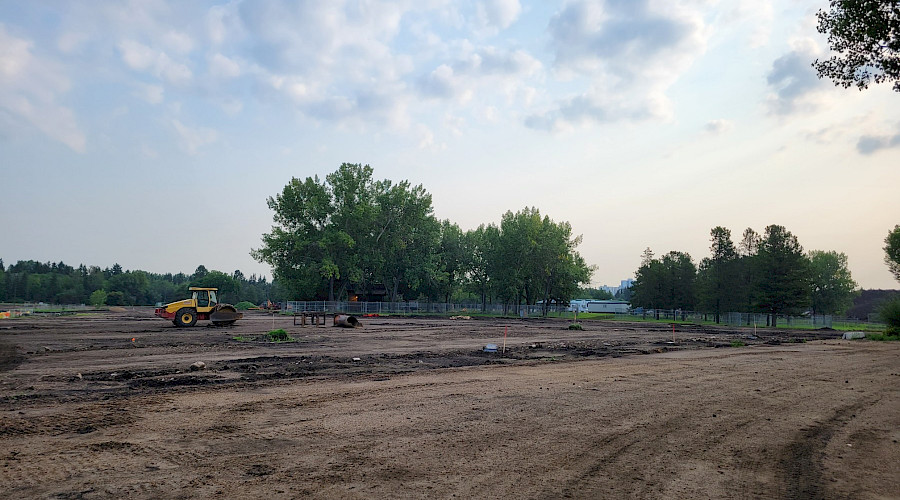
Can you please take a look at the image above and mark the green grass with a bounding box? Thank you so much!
[266,329,295,342]
[567,323,583,330]
[232,336,256,342]
[730,340,746,347]
[864,333,900,341]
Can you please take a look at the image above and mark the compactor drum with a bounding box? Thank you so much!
[154,287,243,327]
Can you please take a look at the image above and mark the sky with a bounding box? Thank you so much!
[1,0,899,290]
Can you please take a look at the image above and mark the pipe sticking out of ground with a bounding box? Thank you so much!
[333,314,361,328]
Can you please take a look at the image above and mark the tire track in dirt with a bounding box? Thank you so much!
[0,336,23,372]
[776,398,875,499]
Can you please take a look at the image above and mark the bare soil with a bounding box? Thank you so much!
[1,308,898,499]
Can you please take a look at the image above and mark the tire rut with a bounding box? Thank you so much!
[777,398,874,499]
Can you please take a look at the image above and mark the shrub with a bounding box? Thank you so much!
[878,298,900,334]
[568,323,583,330]
[866,333,900,341]
[235,301,256,310]
[267,329,290,342]
[730,340,746,347]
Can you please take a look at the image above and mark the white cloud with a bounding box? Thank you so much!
[161,30,194,54]
[57,31,88,54]
[704,119,734,135]
[134,83,165,104]
[172,119,217,154]
[209,53,241,79]
[119,39,192,85]
[530,0,709,130]
[0,25,86,152]
[475,0,522,30]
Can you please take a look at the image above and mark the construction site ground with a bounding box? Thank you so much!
[1,308,898,499]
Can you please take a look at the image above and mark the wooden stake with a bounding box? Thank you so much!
[503,325,508,353]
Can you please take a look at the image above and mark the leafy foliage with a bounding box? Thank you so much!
[878,297,900,333]
[253,166,593,314]
[633,224,860,324]
[631,250,697,315]
[266,329,292,342]
[813,0,900,91]
[0,260,277,306]
[808,250,859,315]
[885,225,900,282]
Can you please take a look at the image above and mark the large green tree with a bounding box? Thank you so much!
[813,0,900,92]
[632,249,697,317]
[808,250,859,315]
[253,163,440,302]
[697,226,740,323]
[884,224,900,281]
[464,224,499,311]
[488,208,592,315]
[753,225,811,326]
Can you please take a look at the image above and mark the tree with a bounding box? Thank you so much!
[491,208,593,316]
[813,0,900,92]
[253,163,441,302]
[435,220,466,303]
[753,225,811,326]
[89,289,108,307]
[193,270,240,303]
[808,250,859,315]
[632,249,696,317]
[464,224,498,311]
[884,224,900,281]
[697,226,740,323]
[578,287,614,300]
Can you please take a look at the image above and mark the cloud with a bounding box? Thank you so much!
[172,119,217,154]
[209,53,241,79]
[119,39,192,85]
[0,24,86,152]
[704,119,734,135]
[417,47,541,103]
[766,40,826,116]
[133,83,165,104]
[525,88,669,132]
[857,126,900,155]
[529,0,708,130]
[475,0,522,31]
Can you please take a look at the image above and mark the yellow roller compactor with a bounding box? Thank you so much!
[155,287,243,327]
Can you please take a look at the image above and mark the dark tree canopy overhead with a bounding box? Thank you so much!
[813,0,900,91]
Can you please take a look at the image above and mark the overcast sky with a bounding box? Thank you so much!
[2,0,898,290]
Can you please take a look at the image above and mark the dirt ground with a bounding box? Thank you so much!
[1,308,898,499]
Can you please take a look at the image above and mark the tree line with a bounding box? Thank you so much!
[252,163,593,314]
[630,225,860,326]
[0,260,279,307]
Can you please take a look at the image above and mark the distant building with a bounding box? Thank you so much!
[586,300,631,314]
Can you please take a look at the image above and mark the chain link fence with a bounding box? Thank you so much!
[279,301,885,329]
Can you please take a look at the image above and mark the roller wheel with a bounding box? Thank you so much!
[174,308,197,327]
[210,305,240,327]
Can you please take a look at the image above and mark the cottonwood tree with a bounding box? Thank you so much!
[490,208,592,316]
[464,224,499,312]
[814,0,900,91]
[253,163,440,302]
